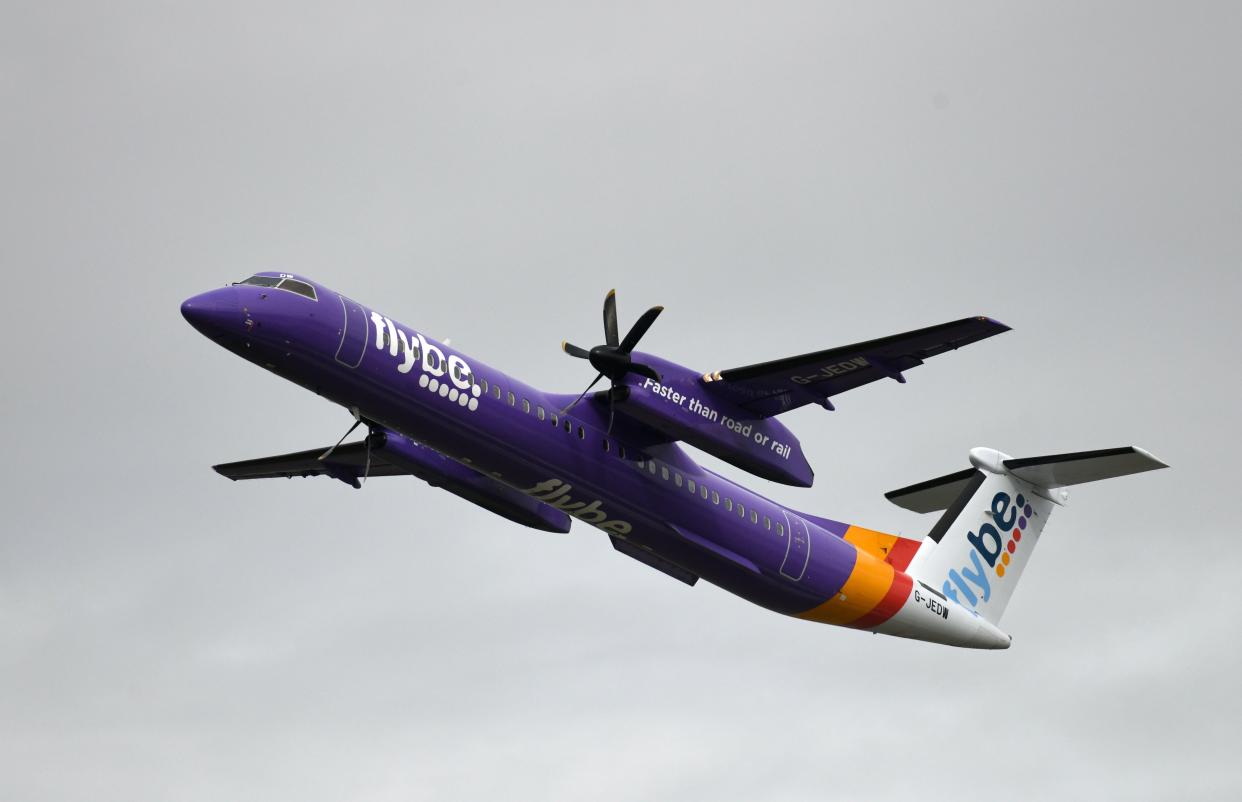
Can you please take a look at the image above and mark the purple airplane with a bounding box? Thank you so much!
[183,273,1165,649]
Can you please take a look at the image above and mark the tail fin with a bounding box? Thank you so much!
[888,446,1166,625]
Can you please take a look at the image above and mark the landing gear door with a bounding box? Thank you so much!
[335,295,369,368]
[780,512,811,581]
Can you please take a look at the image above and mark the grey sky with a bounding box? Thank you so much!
[2,2,1240,800]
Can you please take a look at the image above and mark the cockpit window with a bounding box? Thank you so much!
[234,275,318,301]
[238,275,282,288]
[277,278,317,300]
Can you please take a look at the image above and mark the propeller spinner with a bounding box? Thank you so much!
[561,289,663,431]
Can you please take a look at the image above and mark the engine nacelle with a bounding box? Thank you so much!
[616,353,816,487]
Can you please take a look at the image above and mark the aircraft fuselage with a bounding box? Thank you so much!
[182,273,1011,649]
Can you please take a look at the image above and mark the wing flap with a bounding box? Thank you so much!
[705,316,1010,418]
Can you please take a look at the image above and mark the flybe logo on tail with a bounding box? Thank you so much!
[942,492,1036,609]
[370,313,482,412]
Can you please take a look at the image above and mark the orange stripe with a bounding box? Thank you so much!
[849,570,912,630]
[843,526,900,562]
[797,529,896,626]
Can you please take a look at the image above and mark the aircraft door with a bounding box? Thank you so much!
[780,512,811,581]
[335,295,369,368]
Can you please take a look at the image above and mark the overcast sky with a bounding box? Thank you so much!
[3,2,1240,800]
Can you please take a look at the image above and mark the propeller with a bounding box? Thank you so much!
[561,289,663,432]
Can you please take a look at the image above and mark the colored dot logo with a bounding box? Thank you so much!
[996,494,1032,578]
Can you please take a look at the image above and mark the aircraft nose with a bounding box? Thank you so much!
[181,287,241,336]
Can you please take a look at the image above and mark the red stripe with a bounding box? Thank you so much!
[849,571,913,630]
[886,538,921,572]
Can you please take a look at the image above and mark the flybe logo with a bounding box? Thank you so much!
[523,479,633,535]
[942,491,1035,609]
[370,313,482,412]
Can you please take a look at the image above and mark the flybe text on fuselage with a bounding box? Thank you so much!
[369,312,483,412]
[522,479,633,535]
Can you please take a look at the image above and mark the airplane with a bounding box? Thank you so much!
[182,273,1166,649]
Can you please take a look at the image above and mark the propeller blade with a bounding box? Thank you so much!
[618,305,663,353]
[562,372,605,413]
[318,417,363,461]
[562,340,591,359]
[627,361,661,382]
[603,289,619,347]
[606,383,627,435]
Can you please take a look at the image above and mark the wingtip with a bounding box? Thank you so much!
[210,465,237,480]
[975,315,1012,332]
[1132,446,1170,470]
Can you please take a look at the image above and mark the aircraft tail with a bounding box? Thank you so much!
[888,447,1167,625]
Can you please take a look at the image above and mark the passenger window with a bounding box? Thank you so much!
[564,419,572,433]
[737,503,745,518]
[648,461,657,475]
[725,498,733,511]
[711,491,720,505]
[750,510,759,524]
[537,406,546,421]
[480,378,488,393]
[507,391,515,406]
[577,426,584,440]
[688,479,696,493]
[619,446,626,459]
[674,473,682,487]
[660,466,669,480]
[522,398,531,413]
[777,522,785,536]
[765,516,771,530]
[550,413,558,427]
[701,485,708,500]
[603,438,611,452]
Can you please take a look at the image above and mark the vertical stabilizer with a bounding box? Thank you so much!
[889,446,1166,625]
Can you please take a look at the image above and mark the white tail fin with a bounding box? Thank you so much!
[889,446,1166,625]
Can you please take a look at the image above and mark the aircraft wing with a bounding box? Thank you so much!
[702,316,1010,418]
[214,441,408,485]
[214,434,572,533]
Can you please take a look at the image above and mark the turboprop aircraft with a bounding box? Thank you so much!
[182,273,1166,649]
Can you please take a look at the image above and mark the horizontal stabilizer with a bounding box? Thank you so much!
[1002,447,1167,488]
[884,468,980,514]
[902,445,1167,625]
[888,446,1167,513]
